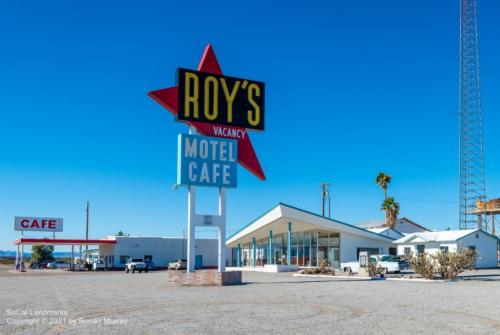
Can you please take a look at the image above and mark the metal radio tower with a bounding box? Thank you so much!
[459,0,487,230]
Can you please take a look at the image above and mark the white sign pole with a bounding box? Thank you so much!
[187,185,196,273]
[186,185,227,273]
[218,187,226,272]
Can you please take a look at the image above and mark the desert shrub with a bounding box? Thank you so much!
[367,262,379,277]
[319,259,332,274]
[303,259,334,275]
[431,249,476,280]
[407,249,477,280]
[407,253,437,279]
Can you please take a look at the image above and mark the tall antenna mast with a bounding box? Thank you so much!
[459,0,487,230]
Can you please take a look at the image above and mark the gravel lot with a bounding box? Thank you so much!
[0,267,499,335]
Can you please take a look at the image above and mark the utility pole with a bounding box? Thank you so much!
[320,182,331,218]
[85,201,89,259]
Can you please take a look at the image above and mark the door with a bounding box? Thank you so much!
[328,247,340,269]
[195,255,203,269]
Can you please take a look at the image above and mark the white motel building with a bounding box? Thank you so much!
[393,229,498,268]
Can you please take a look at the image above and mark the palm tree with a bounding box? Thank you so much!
[375,172,392,200]
[381,197,400,228]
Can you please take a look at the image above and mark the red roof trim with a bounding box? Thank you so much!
[13,238,116,245]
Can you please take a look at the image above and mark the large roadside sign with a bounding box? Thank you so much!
[14,217,63,232]
[177,68,265,130]
[148,44,266,180]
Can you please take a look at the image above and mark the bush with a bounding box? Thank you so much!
[407,249,477,280]
[31,245,55,262]
[303,259,334,275]
[407,253,436,279]
[432,249,476,280]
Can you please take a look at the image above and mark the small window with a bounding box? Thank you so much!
[475,233,479,239]
[440,246,449,253]
[404,247,411,257]
[144,255,153,261]
[416,245,425,254]
[119,255,129,264]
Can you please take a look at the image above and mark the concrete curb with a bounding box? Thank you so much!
[386,277,452,283]
[292,273,382,280]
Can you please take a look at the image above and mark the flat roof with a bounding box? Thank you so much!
[393,229,488,244]
[13,238,117,246]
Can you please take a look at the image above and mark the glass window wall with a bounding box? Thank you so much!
[233,229,342,268]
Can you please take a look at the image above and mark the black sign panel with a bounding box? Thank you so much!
[177,68,265,130]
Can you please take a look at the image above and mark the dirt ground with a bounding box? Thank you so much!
[0,267,499,335]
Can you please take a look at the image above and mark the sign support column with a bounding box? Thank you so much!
[218,187,226,272]
[15,244,19,270]
[187,185,196,273]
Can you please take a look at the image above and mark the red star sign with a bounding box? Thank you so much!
[148,44,266,180]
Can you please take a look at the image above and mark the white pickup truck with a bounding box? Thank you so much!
[92,258,106,271]
[125,258,148,273]
[341,255,400,275]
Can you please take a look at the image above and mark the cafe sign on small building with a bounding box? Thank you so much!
[14,217,63,232]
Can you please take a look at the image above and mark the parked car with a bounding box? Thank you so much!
[125,258,147,273]
[341,255,400,275]
[168,259,187,270]
[371,255,401,274]
[30,261,49,269]
[144,260,156,271]
[379,255,409,270]
[92,258,106,271]
[47,260,70,269]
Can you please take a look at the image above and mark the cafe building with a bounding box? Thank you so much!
[226,203,395,271]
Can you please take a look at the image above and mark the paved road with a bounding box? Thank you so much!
[0,268,499,335]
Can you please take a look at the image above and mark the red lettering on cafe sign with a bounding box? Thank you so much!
[15,217,63,232]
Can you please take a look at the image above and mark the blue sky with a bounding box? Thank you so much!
[1,1,500,250]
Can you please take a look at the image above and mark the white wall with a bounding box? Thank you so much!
[340,232,393,263]
[396,243,458,257]
[99,237,231,268]
[458,232,498,268]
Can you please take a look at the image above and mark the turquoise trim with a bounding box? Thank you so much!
[287,222,292,265]
[226,203,396,243]
[236,244,241,267]
[226,204,279,241]
[252,237,256,267]
[269,230,273,264]
[278,203,396,241]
